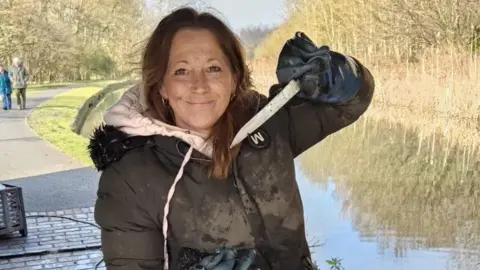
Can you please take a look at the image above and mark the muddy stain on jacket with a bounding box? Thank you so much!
[89,55,375,270]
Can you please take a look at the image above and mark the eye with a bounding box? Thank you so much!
[208,66,222,72]
[174,69,186,75]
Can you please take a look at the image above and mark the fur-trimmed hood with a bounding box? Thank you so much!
[87,124,155,171]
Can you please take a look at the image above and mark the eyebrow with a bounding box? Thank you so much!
[174,58,219,64]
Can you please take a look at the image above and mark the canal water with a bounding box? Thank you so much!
[297,115,479,270]
[81,90,480,270]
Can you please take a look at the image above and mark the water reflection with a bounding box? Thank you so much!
[79,88,127,137]
[297,115,480,270]
[78,89,480,269]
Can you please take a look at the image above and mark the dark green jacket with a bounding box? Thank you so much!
[89,56,374,270]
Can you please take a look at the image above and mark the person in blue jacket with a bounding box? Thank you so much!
[0,63,12,110]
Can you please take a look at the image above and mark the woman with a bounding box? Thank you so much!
[0,63,12,110]
[89,7,374,270]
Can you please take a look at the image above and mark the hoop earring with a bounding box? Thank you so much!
[162,97,169,107]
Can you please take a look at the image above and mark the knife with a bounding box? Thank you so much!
[230,79,300,148]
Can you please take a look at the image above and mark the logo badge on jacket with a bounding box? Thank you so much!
[247,129,270,149]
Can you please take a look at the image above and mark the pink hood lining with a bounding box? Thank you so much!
[103,84,211,269]
[103,84,213,158]
[102,82,266,269]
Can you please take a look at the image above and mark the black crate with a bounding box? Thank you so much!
[0,184,28,237]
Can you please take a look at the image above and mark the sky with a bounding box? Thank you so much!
[147,0,287,31]
[207,0,286,30]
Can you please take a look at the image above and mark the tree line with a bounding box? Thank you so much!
[0,0,276,83]
[0,0,160,82]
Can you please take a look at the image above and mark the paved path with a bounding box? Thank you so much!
[0,87,104,269]
[0,207,104,269]
[0,87,99,213]
[0,87,87,180]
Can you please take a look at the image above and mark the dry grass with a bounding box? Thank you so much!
[249,44,480,152]
[249,0,480,153]
[254,2,480,266]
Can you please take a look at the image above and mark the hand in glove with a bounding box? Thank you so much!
[189,248,256,270]
[274,31,361,104]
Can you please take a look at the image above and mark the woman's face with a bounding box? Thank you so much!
[161,28,235,136]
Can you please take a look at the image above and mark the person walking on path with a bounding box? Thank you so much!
[0,63,12,110]
[9,57,29,110]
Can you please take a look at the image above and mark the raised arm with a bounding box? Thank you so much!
[285,55,373,157]
[271,32,375,157]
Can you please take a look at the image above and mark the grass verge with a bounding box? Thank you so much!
[27,82,113,166]
[21,81,85,96]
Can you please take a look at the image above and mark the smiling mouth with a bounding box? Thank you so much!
[186,101,215,105]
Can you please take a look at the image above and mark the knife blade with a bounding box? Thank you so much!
[230,80,300,148]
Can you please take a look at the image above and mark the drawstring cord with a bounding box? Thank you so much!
[162,146,194,270]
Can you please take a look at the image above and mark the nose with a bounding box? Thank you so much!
[191,70,209,93]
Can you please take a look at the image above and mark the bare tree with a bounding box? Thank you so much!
[0,0,170,82]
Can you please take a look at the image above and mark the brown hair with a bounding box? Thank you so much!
[142,7,257,179]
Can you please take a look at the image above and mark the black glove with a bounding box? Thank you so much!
[189,248,256,270]
[275,31,361,104]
